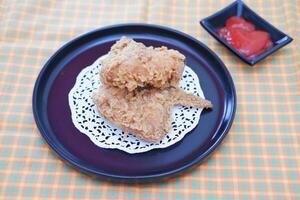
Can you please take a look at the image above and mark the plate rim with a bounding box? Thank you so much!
[32,23,237,181]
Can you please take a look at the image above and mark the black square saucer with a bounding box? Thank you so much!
[200,1,293,65]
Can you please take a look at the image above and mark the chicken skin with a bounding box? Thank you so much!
[100,37,185,91]
[92,37,213,143]
[92,86,212,142]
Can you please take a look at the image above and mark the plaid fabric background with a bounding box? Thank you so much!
[0,0,299,199]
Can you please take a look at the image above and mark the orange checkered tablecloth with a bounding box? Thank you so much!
[0,0,299,199]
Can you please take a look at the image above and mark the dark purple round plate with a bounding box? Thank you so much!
[32,24,236,181]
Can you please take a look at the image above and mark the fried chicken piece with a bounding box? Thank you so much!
[100,37,185,91]
[92,86,212,142]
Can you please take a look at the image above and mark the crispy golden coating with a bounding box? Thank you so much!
[93,37,213,142]
[100,37,185,91]
[92,86,212,142]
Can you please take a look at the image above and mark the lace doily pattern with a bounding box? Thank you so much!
[69,56,206,153]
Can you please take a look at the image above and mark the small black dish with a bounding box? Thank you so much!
[200,1,293,66]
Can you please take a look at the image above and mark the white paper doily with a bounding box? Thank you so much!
[69,55,206,153]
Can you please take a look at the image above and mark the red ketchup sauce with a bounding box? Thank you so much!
[218,16,273,58]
